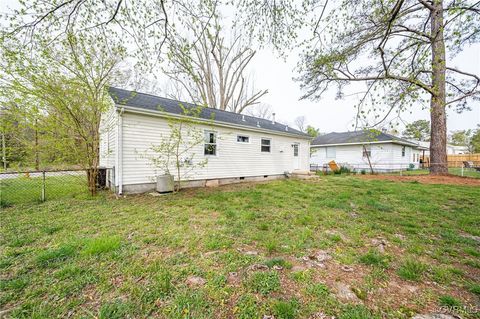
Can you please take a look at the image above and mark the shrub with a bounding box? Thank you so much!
[361,170,366,175]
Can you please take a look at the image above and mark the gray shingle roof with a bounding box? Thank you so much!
[109,87,310,138]
[311,131,421,147]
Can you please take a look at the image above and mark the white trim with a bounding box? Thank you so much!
[261,137,272,153]
[204,130,218,157]
[116,104,312,140]
[116,107,124,194]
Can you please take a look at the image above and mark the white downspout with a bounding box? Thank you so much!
[116,107,124,194]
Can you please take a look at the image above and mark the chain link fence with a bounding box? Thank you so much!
[0,168,114,207]
[310,162,480,178]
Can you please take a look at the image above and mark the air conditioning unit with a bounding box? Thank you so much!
[156,174,174,193]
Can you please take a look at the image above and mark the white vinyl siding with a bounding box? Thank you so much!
[119,112,310,185]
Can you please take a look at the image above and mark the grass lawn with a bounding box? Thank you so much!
[1,174,90,206]
[1,176,479,318]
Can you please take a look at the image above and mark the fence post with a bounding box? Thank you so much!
[461,165,464,177]
[41,171,46,202]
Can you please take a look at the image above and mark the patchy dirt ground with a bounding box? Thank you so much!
[358,173,480,186]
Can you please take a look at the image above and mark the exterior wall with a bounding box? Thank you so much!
[310,143,420,172]
[99,107,118,189]
[119,111,310,189]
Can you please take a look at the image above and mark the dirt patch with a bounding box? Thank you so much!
[358,174,480,186]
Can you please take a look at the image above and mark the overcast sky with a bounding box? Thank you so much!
[253,43,480,134]
[1,0,479,134]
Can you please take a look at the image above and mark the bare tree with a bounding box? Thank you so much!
[294,116,307,132]
[164,17,268,113]
[245,103,274,120]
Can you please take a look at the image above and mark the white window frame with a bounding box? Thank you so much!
[293,143,299,157]
[236,135,250,143]
[326,146,336,158]
[204,130,217,156]
[261,138,271,153]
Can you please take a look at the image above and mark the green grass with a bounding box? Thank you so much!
[246,271,281,295]
[1,176,479,318]
[397,258,428,281]
[359,249,389,268]
[438,295,462,308]
[401,168,480,178]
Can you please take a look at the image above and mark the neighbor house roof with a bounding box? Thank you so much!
[108,87,310,138]
[311,131,424,148]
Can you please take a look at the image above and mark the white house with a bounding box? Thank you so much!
[414,141,469,156]
[310,131,426,172]
[99,87,311,194]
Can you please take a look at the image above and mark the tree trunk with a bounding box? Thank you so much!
[429,0,448,175]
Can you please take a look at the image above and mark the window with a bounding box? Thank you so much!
[293,144,299,156]
[261,138,271,152]
[401,146,406,157]
[326,146,336,158]
[237,135,249,143]
[362,145,371,158]
[204,131,217,155]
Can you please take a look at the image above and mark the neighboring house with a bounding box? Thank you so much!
[413,141,469,156]
[310,131,426,172]
[99,87,311,194]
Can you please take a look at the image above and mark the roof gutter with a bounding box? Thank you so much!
[115,104,312,140]
[311,140,421,148]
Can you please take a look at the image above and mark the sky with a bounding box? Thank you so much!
[1,0,479,135]
[252,41,480,134]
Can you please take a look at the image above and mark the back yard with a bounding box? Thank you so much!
[1,176,479,318]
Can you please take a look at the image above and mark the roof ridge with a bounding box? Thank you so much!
[109,86,291,128]
[108,87,310,137]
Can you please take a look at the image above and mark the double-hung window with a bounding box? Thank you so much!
[326,146,336,158]
[204,131,217,155]
[261,138,271,152]
[401,146,406,157]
